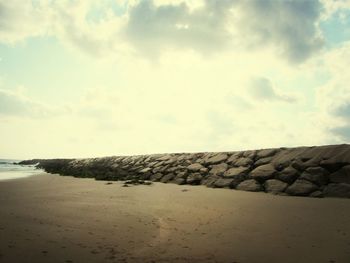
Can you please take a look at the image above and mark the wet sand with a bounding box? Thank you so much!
[0,173,350,263]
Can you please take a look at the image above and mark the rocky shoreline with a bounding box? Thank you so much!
[20,144,350,198]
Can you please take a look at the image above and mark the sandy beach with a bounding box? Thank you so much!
[0,173,350,263]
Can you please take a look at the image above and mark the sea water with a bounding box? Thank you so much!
[0,159,40,181]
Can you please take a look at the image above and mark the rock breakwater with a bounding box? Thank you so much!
[20,144,350,198]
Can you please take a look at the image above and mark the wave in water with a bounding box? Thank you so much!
[0,159,41,181]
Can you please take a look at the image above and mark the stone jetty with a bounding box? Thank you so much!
[20,144,350,198]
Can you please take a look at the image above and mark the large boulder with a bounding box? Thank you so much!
[164,157,178,165]
[199,167,209,174]
[156,154,173,161]
[277,166,299,183]
[271,147,308,171]
[254,157,273,167]
[314,144,350,171]
[175,171,187,178]
[213,178,234,188]
[223,167,249,178]
[323,183,350,198]
[250,163,276,181]
[150,173,164,182]
[236,179,262,192]
[160,173,176,183]
[186,173,203,185]
[172,173,187,185]
[256,148,278,159]
[234,157,253,167]
[264,179,288,193]
[227,153,241,164]
[285,179,319,196]
[209,163,228,176]
[309,191,323,198]
[205,153,228,165]
[139,167,152,173]
[152,166,164,174]
[290,158,308,171]
[329,165,350,184]
[202,176,220,188]
[172,177,186,185]
[153,161,165,168]
[187,163,205,172]
[299,167,329,186]
[243,150,256,159]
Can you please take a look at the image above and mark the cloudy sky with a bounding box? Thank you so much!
[0,0,350,159]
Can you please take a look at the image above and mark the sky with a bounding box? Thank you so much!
[0,0,350,159]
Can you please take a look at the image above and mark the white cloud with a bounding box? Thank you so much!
[0,89,56,118]
[0,1,49,44]
[234,0,324,63]
[0,0,325,63]
[321,0,350,19]
[248,77,298,103]
[315,41,350,141]
[122,0,235,58]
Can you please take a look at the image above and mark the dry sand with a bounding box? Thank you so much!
[0,173,350,263]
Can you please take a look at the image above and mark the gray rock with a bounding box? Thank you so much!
[303,157,323,168]
[226,153,241,164]
[147,161,158,168]
[250,163,276,181]
[305,166,329,175]
[172,177,186,185]
[153,161,165,168]
[152,166,163,174]
[165,167,178,173]
[205,153,228,165]
[201,176,220,188]
[214,178,234,188]
[236,179,262,192]
[186,173,203,185]
[323,183,350,198]
[243,150,256,159]
[320,159,349,172]
[291,158,308,171]
[139,167,152,173]
[160,173,176,183]
[234,157,253,167]
[209,163,228,176]
[299,167,329,186]
[309,191,323,198]
[158,165,170,173]
[187,163,205,172]
[164,157,178,165]
[329,165,350,184]
[195,158,204,164]
[277,166,299,183]
[254,157,273,167]
[285,179,319,196]
[256,148,277,159]
[174,165,186,172]
[223,167,249,178]
[156,154,173,161]
[150,173,164,182]
[264,179,288,193]
[199,167,209,174]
